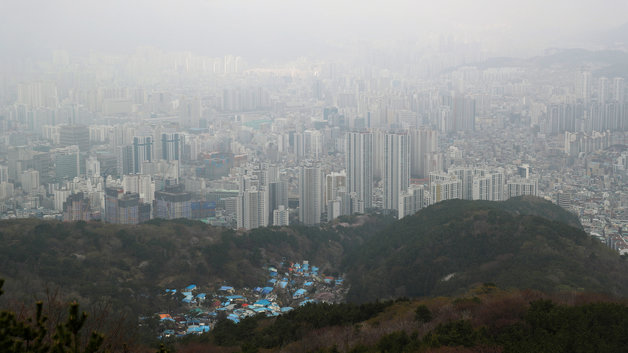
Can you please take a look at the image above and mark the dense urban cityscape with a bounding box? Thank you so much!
[4,1,628,351]
[0,44,626,253]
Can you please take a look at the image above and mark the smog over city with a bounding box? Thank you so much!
[1,1,628,352]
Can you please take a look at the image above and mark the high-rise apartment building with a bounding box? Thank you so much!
[161,132,182,161]
[236,186,268,229]
[507,178,538,199]
[517,164,531,179]
[472,171,504,201]
[59,125,90,152]
[409,128,438,178]
[430,176,462,205]
[117,145,134,176]
[383,132,410,213]
[450,167,474,200]
[372,130,385,180]
[295,130,323,160]
[133,136,153,174]
[17,82,58,109]
[440,93,475,132]
[576,71,592,103]
[598,77,609,104]
[613,77,625,104]
[63,192,93,222]
[327,198,342,222]
[345,131,373,209]
[85,155,101,178]
[268,181,288,225]
[153,184,192,219]
[273,205,289,226]
[20,169,40,194]
[299,162,322,225]
[122,174,155,204]
[398,184,425,219]
[54,147,81,180]
[0,164,8,183]
[104,187,150,224]
[325,171,346,209]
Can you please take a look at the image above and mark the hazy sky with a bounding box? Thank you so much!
[1,0,627,60]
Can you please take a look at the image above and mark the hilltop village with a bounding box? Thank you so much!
[149,260,345,338]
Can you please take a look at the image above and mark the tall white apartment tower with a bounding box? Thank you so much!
[299,162,322,225]
[430,176,462,205]
[598,77,609,104]
[576,71,592,103]
[325,171,346,205]
[372,130,385,180]
[236,186,269,230]
[472,170,505,201]
[273,205,289,226]
[383,132,410,213]
[450,167,474,200]
[398,184,425,219]
[409,127,438,178]
[345,131,373,210]
[506,178,538,199]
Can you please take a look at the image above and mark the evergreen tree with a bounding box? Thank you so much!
[0,279,104,353]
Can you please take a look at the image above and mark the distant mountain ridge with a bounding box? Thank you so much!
[460,47,628,79]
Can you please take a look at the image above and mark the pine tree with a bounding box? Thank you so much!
[0,279,104,353]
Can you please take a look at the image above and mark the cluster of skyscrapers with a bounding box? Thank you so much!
[0,48,625,232]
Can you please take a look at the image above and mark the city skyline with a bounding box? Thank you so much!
[3,2,628,350]
[0,2,626,248]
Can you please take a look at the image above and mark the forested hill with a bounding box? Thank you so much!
[345,197,627,303]
[0,195,614,311]
[172,287,628,353]
[3,196,628,351]
[0,215,392,313]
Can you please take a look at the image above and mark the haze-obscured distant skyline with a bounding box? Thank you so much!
[1,0,628,60]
